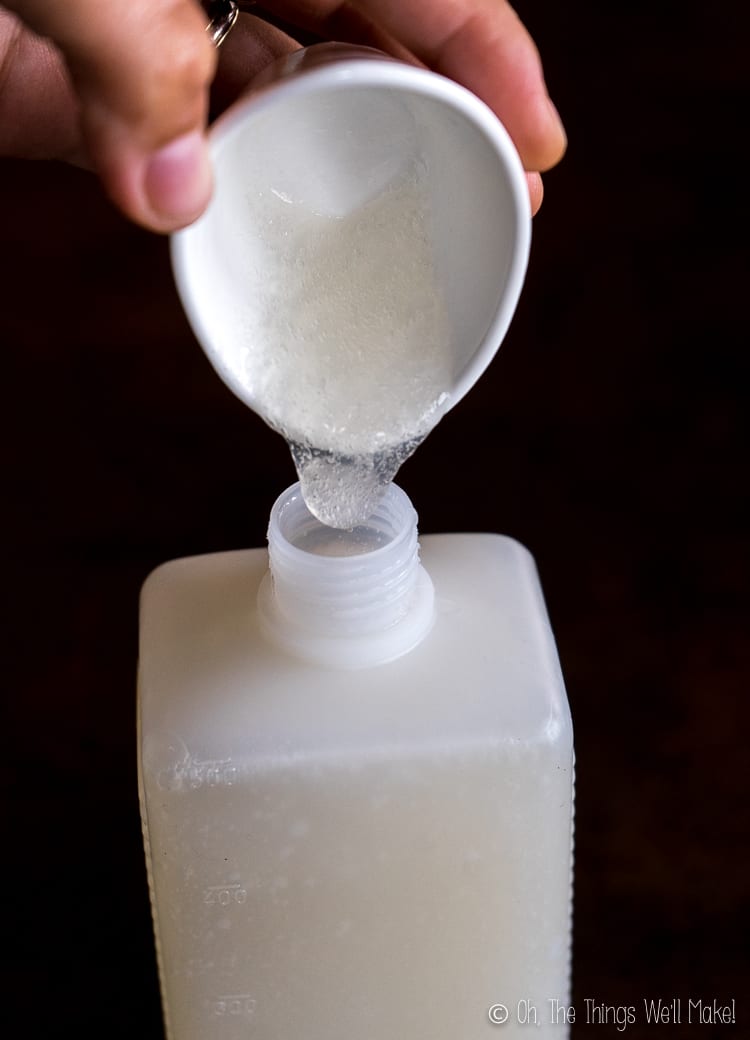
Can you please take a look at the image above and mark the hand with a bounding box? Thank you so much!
[0,1,566,232]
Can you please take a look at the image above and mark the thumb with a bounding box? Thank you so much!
[5,0,217,232]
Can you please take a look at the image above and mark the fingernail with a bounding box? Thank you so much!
[143,130,212,225]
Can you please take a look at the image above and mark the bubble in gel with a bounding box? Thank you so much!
[289,438,424,530]
[295,449,384,531]
[232,152,453,527]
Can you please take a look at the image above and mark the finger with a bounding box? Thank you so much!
[357,0,566,173]
[527,172,543,217]
[251,1,417,62]
[4,0,218,232]
[211,12,300,115]
[0,10,80,161]
[0,9,300,165]
[260,0,566,174]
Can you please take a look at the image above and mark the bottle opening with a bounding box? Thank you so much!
[258,483,435,668]
[290,523,392,557]
[273,482,414,559]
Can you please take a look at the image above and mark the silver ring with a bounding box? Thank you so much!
[203,0,240,48]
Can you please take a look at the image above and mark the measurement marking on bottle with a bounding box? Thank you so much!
[150,744,235,790]
[203,883,248,906]
[187,758,237,789]
[213,995,256,1017]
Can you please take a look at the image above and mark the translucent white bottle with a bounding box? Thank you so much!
[138,484,574,1039]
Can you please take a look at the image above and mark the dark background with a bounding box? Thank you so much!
[2,2,747,1036]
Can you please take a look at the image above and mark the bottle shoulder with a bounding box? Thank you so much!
[139,534,572,769]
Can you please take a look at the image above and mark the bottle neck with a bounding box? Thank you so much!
[258,482,434,668]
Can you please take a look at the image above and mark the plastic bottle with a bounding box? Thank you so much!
[138,483,574,1039]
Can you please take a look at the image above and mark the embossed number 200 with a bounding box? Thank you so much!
[204,885,248,906]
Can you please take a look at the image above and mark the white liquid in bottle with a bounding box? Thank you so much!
[139,513,575,1040]
[233,162,453,528]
